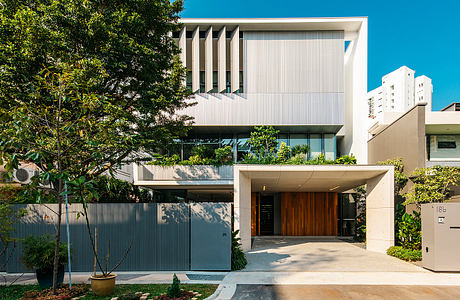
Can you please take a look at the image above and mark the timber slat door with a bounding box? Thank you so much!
[281,192,338,236]
[251,193,257,236]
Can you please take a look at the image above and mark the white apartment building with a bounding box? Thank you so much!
[368,66,433,122]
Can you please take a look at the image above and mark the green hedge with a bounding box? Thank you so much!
[387,246,421,262]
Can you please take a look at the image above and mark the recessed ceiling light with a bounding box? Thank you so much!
[329,186,340,191]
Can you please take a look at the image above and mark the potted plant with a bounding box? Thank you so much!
[22,235,70,288]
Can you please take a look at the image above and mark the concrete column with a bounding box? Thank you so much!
[218,26,226,93]
[234,167,251,251]
[205,26,213,92]
[366,167,394,253]
[343,19,368,163]
[230,26,240,92]
[192,26,200,92]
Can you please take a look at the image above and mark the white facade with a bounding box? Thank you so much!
[177,17,369,163]
[415,75,433,112]
[368,66,432,124]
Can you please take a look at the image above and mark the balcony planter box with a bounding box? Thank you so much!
[138,165,234,182]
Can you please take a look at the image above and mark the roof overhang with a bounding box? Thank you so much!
[180,17,366,34]
[236,164,392,193]
[426,111,460,134]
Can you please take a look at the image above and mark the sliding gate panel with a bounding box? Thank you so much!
[190,203,231,270]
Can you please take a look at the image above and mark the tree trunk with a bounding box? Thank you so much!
[52,179,63,293]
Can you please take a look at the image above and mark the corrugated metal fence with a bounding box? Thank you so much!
[5,203,231,273]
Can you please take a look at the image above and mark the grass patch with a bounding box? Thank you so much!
[0,284,217,300]
[0,285,39,300]
[387,246,422,262]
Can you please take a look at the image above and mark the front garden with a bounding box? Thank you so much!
[0,283,217,300]
[378,159,460,262]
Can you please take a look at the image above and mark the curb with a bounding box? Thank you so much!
[205,284,236,300]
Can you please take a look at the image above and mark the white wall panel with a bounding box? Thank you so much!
[180,93,344,126]
[230,26,240,92]
[178,27,186,67]
[218,26,226,92]
[192,26,200,92]
[244,31,344,93]
[205,26,213,92]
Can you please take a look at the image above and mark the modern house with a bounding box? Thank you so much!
[368,102,460,199]
[133,17,396,253]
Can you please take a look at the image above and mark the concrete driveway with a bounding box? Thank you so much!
[244,237,425,272]
[230,284,460,300]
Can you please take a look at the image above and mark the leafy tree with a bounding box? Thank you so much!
[377,158,408,196]
[276,142,291,162]
[0,0,190,291]
[248,126,279,159]
[91,176,152,203]
[404,166,460,206]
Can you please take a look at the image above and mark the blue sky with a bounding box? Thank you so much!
[181,0,460,110]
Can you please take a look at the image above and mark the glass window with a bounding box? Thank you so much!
[226,71,231,93]
[200,71,205,92]
[309,134,322,158]
[239,71,244,93]
[277,134,289,149]
[237,134,250,161]
[212,71,218,93]
[153,189,187,203]
[186,71,192,91]
[324,134,336,160]
[289,134,308,148]
[221,134,234,148]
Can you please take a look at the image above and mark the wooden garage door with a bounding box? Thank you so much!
[281,192,338,236]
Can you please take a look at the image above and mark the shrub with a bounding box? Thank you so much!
[404,166,460,206]
[377,158,408,195]
[287,153,307,164]
[151,154,181,166]
[22,235,69,271]
[396,211,421,251]
[291,144,310,156]
[231,230,247,270]
[215,146,233,164]
[335,154,357,165]
[167,274,181,298]
[92,176,152,203]
[387,246,422,262]
[276,142,291,162]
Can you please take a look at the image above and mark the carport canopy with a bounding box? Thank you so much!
[233,165,395,253]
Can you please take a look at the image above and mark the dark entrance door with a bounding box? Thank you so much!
[259,195,274,235]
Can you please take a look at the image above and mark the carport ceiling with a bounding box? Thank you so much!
[243,168,388,193]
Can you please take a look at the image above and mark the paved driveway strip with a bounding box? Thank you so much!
[245,237,424,272]
[230,284,460,300]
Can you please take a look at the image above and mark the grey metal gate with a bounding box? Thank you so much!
[6,203,231,272]
[190,202,231,270]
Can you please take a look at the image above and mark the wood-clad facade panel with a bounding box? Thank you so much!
[251,193,257,236]
[280,192,338,236]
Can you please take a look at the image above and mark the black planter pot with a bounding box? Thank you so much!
[35,265,65,288]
